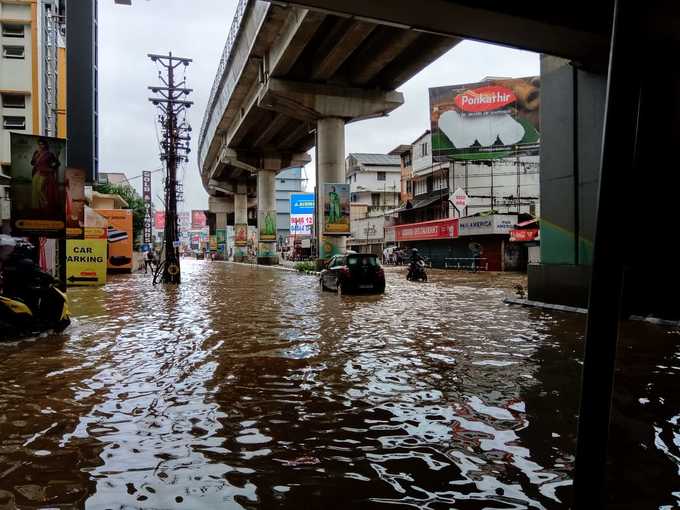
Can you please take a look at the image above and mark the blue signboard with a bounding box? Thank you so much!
[290,193,315,236]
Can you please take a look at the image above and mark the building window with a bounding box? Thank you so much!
[1,24,24,38]
[371,193,380,206]
[351,192,358,202]
[2,45,25,59]
[402,153,411,167]
[406,180,412,193]
[3,116,26,130]
[353,174,357,182]
[1,94,25,108]
[376,171,386,181]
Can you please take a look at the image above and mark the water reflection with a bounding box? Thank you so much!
[0,261,677,508]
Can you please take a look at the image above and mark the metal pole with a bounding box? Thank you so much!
[573,0,641,506]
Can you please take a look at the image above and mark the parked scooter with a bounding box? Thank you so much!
[0,236,70,341]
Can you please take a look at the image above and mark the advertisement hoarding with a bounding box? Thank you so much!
[97,209,133,272]
[142,170,152,244]
[395,218,459,242]
[191,210,206,229]
[65,167,86,238]
[259,209,277,241]
[216,228,226,244]
[323,183,350,235]
[10,133,66,237]
[66,239,107,285]
[290,193,314,236]
[429,77,540,161]
[234,223,248,246]
[154,211,165,230]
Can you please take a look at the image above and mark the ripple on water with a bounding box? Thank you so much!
[0,261,677,508]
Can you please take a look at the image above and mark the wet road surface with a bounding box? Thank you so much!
[0,260,679,509]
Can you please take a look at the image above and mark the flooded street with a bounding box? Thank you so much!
[1,260,679,509]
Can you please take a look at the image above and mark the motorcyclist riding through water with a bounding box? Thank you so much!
[407,248,427,282]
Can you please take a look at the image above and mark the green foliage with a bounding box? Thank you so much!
[93,182,146,248]
[294,261,317,273]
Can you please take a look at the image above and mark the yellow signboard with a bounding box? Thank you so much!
[66,239,107,286]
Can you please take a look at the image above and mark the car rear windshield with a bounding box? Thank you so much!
[347,254,378,267]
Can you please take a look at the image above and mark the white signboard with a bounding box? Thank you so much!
[458,214,517,236]
[451,187,469,212]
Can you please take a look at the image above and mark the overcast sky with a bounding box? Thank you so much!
[99,0,539,211]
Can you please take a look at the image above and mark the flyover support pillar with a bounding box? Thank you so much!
[317,117,347,262]
[234,183,248,263]
[257,167,279,265]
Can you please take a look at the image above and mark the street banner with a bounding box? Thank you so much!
[191,210,206,229]
[10,133,66,237]
[65,167,86,238]
[234,223,248,246]
[429,77,540,161]
[323,183,350,235]
[510,228,539,242]
[66,239,107,285]
[259,209,277,241]
[154,211,165,229]
[290,193,314,236]
[97,209,133,272]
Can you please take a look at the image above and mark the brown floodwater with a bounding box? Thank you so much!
[0,260,678,509]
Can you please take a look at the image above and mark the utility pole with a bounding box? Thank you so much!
[148,52,193,284]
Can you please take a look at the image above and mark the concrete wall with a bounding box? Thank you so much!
[538,55,605,266]
[528,55,607,306]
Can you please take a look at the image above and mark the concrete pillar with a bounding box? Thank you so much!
[234,182,248,262]
[257,169,279,265]
[317,117,347,260]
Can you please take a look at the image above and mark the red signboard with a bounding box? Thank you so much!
[154,211,165,229]
[395,218,459,242]
[454,85,517,113]
[191,210,206,229]
[509,228,539,242]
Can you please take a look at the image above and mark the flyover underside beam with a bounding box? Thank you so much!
[258,78,404,122]
[280,0,610,68]
[348,27,420,85]
[309,19,376,81]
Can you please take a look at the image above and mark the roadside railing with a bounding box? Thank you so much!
[444,257,489,271]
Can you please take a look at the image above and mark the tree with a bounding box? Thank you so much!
[93,182,146,248]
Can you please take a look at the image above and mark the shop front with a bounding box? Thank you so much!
[396,214,519,271]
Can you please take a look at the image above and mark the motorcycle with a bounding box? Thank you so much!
[0,240,71,341]
[406,259,428,282]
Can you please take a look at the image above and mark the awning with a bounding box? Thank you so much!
[396,195,444,213]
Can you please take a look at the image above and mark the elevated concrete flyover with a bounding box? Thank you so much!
[198,0,460,263]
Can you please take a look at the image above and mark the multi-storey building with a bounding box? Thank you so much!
[275,166,305,246]
[345,153,400,210]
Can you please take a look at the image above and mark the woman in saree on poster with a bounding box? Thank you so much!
[327,186,341,224]
[31,138,60,213]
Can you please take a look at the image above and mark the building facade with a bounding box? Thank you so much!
[275,166,305,246]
